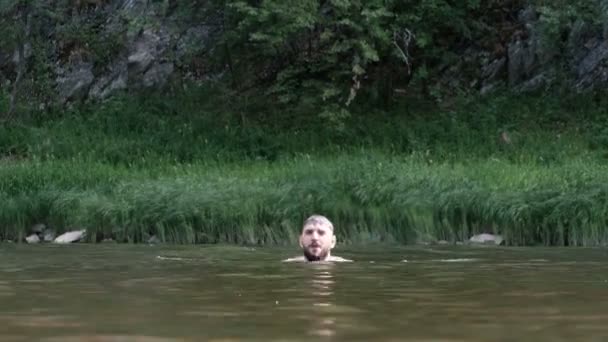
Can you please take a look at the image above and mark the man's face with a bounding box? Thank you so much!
[299,223,336,261]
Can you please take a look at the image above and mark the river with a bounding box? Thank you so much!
[1,243,607,341]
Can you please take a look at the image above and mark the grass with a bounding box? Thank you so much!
[1,88,608,246]
[1,150,608,246]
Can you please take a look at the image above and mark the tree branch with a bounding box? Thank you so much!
[393,28,414,75]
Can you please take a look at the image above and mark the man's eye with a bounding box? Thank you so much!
[318,230,325,235]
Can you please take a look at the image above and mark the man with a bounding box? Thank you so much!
[283,215,352,262]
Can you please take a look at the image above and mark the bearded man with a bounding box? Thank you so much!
[283,215,352,262]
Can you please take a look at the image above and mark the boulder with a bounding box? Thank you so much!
[56,62,95,104]
[25,234,40,244]
[469,233,504,245]
[43,230,56,242]
[54,230,87,244]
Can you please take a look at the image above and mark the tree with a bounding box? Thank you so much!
[0,1,33,122]
[214,0,498,126]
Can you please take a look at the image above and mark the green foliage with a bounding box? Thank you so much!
[216,0,538,124]
[534,0,604,54]
[55,13,128,73]
[2,150,608,246]
[0,87,607,245]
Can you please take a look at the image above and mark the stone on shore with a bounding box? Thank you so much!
[25,234,40,244]
[54,230,86,244]
[469,233,504,245]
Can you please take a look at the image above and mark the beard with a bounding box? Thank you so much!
[303,247,329,262]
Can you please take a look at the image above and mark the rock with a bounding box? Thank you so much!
[481,57,506,81]
[518,71,552,92]
[43,230,56,242]
[567,19,593,62]
[508,38,538,86]
[175,26,211,59]
[518,6,537,23]
[576,40,608,77]
[54,230,86,244]
[127,50,155,76]
[574,40,608,91]
[128,28,171,73]
[469,233,504,245]
[142,62,174,88]
[120,0,149,13]
[147,235,161,244]
[56,62,95,104]
[126,28,173,89]
[25,234,40,244]
[11,43,32,64]
[89,61,128,100]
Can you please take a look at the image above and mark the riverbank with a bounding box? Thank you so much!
[2,150,608,246]
[1,91,608,246]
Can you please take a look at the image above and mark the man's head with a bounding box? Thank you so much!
[299,215,336,261]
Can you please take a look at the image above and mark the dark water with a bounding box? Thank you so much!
[1,243,608,341]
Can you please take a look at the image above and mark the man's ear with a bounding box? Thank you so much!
[331,235,336,248]
[299,236,304,248]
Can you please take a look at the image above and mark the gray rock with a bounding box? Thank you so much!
[56,62,95,103]
[508,36,542,87]
[518,72,552,92]
[43,230,56,242]
[25,234,40,244]
[148,235,161,244]
[576,40,608,77]
[175,26,211,59]
[11,43,32,64]
[567,20,592,62]
[128,49,155,76]
[127,28,171,75]
[89,61,128,100]
[574,40,608,91]
[142,62,174,88]
[469,233,504,245]
[120,0,149,13]
[518,6,537,23]
[54,230,86,244]
[482,57,506,81]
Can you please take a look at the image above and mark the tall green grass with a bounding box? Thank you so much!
[2,88,608,246]
[1,151,608,246]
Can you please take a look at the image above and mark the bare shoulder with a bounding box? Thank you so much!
[327,256,353,262]
[282,256,353,262]
[282,256,307,262]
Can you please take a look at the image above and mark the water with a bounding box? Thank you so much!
[1,243,608,341]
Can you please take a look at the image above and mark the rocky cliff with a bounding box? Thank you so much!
[2,1,608,108]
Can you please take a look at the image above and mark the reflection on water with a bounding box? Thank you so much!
[0,244,608,341]
[308,264,336,338]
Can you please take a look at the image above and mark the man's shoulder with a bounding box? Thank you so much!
[282,255,353,262]
[282,256,307,262]
[327,255,353,262]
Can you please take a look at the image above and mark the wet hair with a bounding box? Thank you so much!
[302,214,334,232]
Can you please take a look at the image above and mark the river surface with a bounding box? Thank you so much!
[1,243,607,341]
